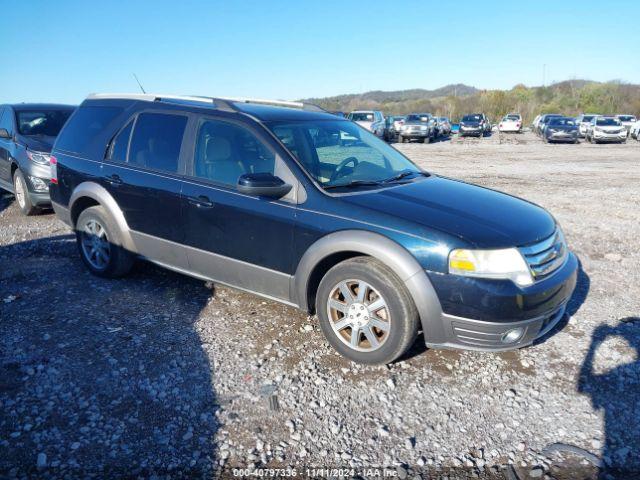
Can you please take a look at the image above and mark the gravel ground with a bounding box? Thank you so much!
[1,131,639,479]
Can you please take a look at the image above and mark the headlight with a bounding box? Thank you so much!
[28,176,49,192]
[26,150,51,165]
[448,248,533,286]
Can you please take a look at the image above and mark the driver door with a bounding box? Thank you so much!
[181,115,299,303]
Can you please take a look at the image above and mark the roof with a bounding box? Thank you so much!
[84,93,334,121]
[5,103,76,111]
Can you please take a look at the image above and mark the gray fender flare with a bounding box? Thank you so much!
[69,182,136,252]
[292,230,443,339]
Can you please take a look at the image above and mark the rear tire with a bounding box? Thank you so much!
[13,169,38,216]
[76,205,134,278]
[316,256,419,365]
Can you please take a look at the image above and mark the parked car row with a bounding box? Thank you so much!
[347,110,453,144]
[0,93,581,365]
[533,113,638,144]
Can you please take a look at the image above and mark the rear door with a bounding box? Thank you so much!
[180,115,298,302]
[101,110,190,268]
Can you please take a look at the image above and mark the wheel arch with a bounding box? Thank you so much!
[69,182,136,252]
[292,230,443,338]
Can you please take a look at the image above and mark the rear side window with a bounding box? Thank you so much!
[128,113,187,173]
[107,121,133,163]
[55,106,123,155]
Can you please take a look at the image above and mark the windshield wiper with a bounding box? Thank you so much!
[381,171,429,183]
[323,180,384,190]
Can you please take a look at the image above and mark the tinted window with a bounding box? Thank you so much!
[16,109,73,136]
[462,114,481,121]
[107,121,133,163]
[193,119,275,187]
[0,107,13,133]
[56,106,123,154]
[129,113,187,173]
[596,118,621,126]
[549,118,576,126]
[349,112,375,122]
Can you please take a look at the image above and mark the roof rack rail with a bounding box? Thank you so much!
[85,93,325,113]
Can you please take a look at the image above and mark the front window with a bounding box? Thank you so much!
[582,115,595,122]
[617,115,636,122]
[462,114,481,122]
[349,112,374,122]
[267,120,423,190]
[406,114,431,123]
[549,118,576,126]
[596,118,621,126]
[16,109,73,136]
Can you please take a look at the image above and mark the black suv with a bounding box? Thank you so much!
[50,94,577,364]
[0,104,75,214]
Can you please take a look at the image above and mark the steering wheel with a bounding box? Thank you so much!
[330,157,359,183]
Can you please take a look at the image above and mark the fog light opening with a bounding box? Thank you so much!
[501,327,525,344]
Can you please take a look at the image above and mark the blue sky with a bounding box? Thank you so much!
[2,0,638,104]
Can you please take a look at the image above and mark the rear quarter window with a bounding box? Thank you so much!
[55,106,123,156]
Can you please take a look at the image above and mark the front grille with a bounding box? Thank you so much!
[519,230,567,281]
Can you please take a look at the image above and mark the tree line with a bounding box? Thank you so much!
[308,80,640,123]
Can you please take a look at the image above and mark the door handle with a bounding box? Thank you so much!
[105,174,123,186]
[188,195,214,208]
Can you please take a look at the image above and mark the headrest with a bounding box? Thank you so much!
[206,136,232,162]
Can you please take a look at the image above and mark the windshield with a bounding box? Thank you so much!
[406,114,431,122]
[549,118,576,126]
[581,115,595,122]
[16,109,73,136]
[462,114,481,122]
[505,115,520,120]
[617,115,636,122]
[349,112,374,122]
[596,118,621,126]
[267,119,423,190]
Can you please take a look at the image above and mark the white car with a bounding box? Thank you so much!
[347,110,385,138]
[575,114,599,138]
[498,113,522,133]
[585,116,627,144]
[630,120,640,140]
[615,115,637,135]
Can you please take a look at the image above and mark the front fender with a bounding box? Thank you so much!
[292,230,443,339]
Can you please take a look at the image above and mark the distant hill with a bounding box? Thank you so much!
[302,80,640,122]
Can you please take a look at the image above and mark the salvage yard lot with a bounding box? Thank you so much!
[1,132,639,477]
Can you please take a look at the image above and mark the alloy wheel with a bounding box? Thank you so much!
[13,174,26,209]
[326,279,391,352]
[80,219,111,270]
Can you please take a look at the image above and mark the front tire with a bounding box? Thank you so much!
[13,169,38,216]
[76,205,134,278]
[315,256,419,365]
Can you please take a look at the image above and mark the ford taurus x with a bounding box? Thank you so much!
[50,94,578,364]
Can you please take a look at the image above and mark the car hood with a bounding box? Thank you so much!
[460,121,481,127]
[340,176,556,248]
[548,125,576,130]
[403,121,429,127]
[17,135,56,153]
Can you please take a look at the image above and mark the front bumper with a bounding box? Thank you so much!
[400,130,429,138]
[593,132,627,142]
[547,132,578,142]
[423,252,578,351]
[459,127,482,136]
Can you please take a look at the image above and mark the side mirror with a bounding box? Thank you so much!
[237,172,292,198]
[0,128,11,139]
